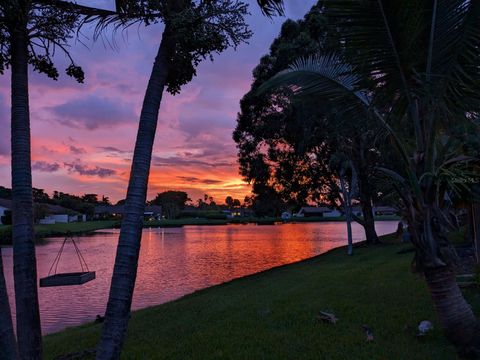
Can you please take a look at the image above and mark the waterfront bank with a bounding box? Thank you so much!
[43,233,479,359]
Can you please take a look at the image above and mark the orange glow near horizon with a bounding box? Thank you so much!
[0,1,319,204]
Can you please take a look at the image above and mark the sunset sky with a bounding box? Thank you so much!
[0,0,316,204]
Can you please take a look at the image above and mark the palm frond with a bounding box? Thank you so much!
[256,0,284,17]
[322,0,415,105]
[430,0,480,115]
[376,167,407,186]
[257,53,369,111]
[258,53,424,205]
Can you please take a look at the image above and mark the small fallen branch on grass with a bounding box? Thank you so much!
[316,311,338,324]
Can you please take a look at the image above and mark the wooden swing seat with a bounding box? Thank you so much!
[40,271,96,287]
[39,234,96,288]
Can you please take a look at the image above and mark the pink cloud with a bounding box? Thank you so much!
[0,0,317,202]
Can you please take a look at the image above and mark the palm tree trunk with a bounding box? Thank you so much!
[0,247,17,359]
[424,265,480,357]
[96,27,175,360]
[10,24,42,360]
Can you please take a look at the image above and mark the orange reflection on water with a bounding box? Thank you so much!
[2,221,396,334]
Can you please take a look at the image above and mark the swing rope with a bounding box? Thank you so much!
[48,234,90,276]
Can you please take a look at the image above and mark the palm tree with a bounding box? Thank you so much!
[95,20,176,359]
[97,2,286,357]
[1,2,121,358]
[9,14,43,357]
[259,0,480,353]
[96,1,253,357]
[0,248,17,359]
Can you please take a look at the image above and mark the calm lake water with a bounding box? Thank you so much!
[2,221,396,334]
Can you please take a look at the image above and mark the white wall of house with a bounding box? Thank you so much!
[39,214,72,224]
[0,205,8,225]
[39,217,56,225]
[324,209,342,218]
[51,214,69,223]
[68,215,78,223]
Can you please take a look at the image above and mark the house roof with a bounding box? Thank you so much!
[94,205,162,214]
[373,206,397,212]
[0,198,11,209]
[0,198,79,215]
[299,207,331,213]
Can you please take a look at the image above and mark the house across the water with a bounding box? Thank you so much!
[0,199,10,225]
[0,198,86,225]
[294,205,397,218]
[94,205,162,220]
[294,207,341,218]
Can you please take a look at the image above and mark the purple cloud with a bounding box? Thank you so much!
[69,145,86,154]
[201,179,222,184]
[97,146,128,154]
[178,114,232,141]
[32,161,61,172]
[64,161,116,177]
[177,176,200,182]
[153,155,232,168]
[49,95,136,130]
[177,176,222,184]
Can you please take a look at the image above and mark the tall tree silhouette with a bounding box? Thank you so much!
[259,0,480,353]
[96,1,252,357]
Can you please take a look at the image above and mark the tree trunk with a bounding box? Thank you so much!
[472,202,480,264]
[340,175,353,255]
[96,28,174,360]
[0,248,18,359]
[356,160,379,244]
[424,266,480,357]
[360,199,379,245]
[11,24,42,359]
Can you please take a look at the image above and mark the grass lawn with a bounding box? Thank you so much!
[43,235,480,359]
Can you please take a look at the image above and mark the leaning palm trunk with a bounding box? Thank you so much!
[410,203,480,356]
[96,27,174,359]
[424,265,479,356]
[0,247,17,359]
[10,24,42,359]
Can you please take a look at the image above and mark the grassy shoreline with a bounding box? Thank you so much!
[43,234,479,359]
[0,216,399,245]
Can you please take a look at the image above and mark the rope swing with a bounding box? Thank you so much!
[40,233,96,287]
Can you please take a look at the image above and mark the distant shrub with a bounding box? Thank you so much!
[178,210,227,220]
[204,213,227,220]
